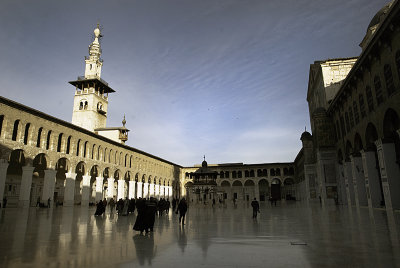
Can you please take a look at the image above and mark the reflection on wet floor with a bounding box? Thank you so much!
[0,202,399,268]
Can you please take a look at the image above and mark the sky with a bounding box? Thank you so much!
[0,0,389,166]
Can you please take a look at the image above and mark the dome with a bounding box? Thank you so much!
[368,1,393,29]
[300,131,312,141]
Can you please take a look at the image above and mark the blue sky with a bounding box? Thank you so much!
[0,0,388,166]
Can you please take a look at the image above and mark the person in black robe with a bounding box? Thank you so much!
[177,198,188,225]
[133,198,146,234]
[144,197,157,233]
[251,198,260,219]
[94,201,104,216]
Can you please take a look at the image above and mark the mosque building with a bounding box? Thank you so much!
[0,1,399,215]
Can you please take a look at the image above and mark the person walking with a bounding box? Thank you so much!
[251,198,260,219]
[177,198,188,225]
[47,198,51,208]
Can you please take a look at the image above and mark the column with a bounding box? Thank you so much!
[149,183,155,197]
[336,164,347,205]
[128,181,135,199]
[18,166,35,207]
[137,182,143,198]
[117,179,125,200]
[155,184,160,199]
[361,150,381,208]
[143,182,149,198]
[343,161,354,207]
[64,172,77,207]
[350,156,368,207]
[0,161,9,207]
[95,176,103,202]
[376,140,400,210]
[42,169,56,205]
[255,184,260,200]
[81,175,91,206]
[107,178,115,199]
[160,185,164,198]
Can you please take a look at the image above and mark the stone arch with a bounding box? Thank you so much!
[75,161,87,204]
[55,157,70,204]
[271,178,281,200]
[345,140,353,160]
[232,180,242,187]
[354,133,363,155]
[365,123,378,150]
[220,180,230,187]
[244,180,255,186]
[383,108,400,161]
[258,179,269,201]
[103,167,110,179]
[114,169,121,180]
[33,153,48,178]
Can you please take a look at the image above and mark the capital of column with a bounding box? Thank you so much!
[44,169,57,177]
[22,166,36,174]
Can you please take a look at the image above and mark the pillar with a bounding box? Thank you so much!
[107,178,114,199]
[376,140,400,210]
[128,181,135,199]
[255,184,260,200]
[64,172,77,207]
[160,185,164,198]
[343,161,354,207]
[137,182,143,198]
[350,156,368,207]
[143,182,149,198]
[42,169,56,205]
[117,179,125,200]
[81,175,91,206]
[169,186,173,198]
[361,150,382,208]
[0,161,9,207]
[95,176,103,202]
[337,164,347,205]
[18,166,35,207]
[155,184,160,199]
[149,183,155,197]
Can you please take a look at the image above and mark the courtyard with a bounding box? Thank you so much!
[0,202,399,268]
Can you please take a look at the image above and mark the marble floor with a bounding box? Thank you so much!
[0,202,399,268]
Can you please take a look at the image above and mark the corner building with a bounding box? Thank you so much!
[297,0,400,211]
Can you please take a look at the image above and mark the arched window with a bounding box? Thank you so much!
[220,171,224,178]
[353,101,360,124]
[365,86,374,112]
[245,170,249,177]
[257,169,262,177]
[76,139,81,156]
[348,108,354,128]
[270,169,275,176]
[125,154,128,167]
[97,146,100,160]
[238,171,242,178]
[249,170,254,177]
[276,168,281,176]
[374,76,384,105]
[104,148,107,162]
[36,127,43,148]
[92,144,96,159]
[23,123,30,145]
[46,130,52,150]
[345,112,350,132]
[57,133,63,152]
[66,136,71,154]
[359,94,366,118]
[83,141,88,157]
[225,171,229,178]
[79,102,83,110]
[232,171,237,178]
[0,115,4,137]
[12,120,20,141]
[130,156,133,168]
[84,101,88,110]
[262,169,267,176]
[384,64,395,96]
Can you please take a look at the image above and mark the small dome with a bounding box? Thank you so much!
[301,131,312,141]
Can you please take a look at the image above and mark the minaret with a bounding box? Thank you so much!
[69,24,116,132]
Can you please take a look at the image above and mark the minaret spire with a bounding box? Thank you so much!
[85,24,103,79]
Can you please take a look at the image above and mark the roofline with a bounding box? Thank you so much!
[327,0,399,113]
[182,162,294,169]
[0,95,181,168]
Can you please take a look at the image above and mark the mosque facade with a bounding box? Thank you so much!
[0,1,399,214]
[296,0,400,212]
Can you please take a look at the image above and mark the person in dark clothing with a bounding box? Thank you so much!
[177,198,188,225]
[144,198,157,233]
[94,201,104,216]
[129,198,136,214]
[251,198,260,219]
[172,198,177,211]
[47,198,51,208]
[166,199,170,214]
[133,198,147,234]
